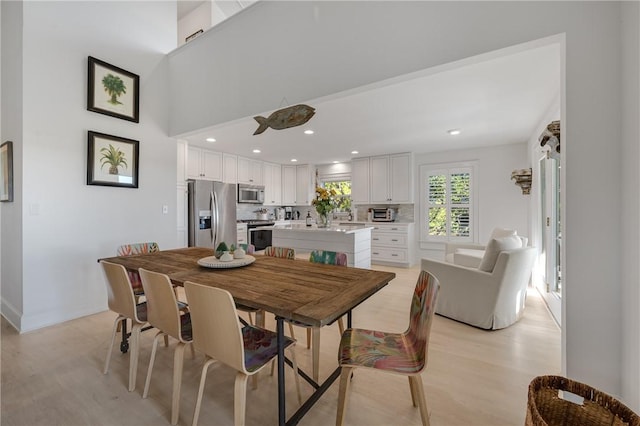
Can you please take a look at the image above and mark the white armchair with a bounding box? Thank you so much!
[421,247,536,330]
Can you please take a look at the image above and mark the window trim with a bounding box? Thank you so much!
[419,161,479,244]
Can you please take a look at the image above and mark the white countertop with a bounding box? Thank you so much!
[271,223,374,234]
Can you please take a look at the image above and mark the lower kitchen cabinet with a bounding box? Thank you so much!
[369,222,414,267]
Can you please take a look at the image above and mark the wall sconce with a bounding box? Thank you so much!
[511,168,532,195]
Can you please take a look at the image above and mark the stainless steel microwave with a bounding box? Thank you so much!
[238,184,265,204]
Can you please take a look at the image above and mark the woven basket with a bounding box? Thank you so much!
[526,376,640,426]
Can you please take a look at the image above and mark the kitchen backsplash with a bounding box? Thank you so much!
[237,203,415,222]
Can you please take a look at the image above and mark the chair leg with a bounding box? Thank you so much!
[312,327,320,382]
[189,341,196,359]
[171,343,187,425]
[288,322,296,340]
[104,315,123,374]
[409,376,418,407]
[128,322,143,392]
[234,372,249,426]
[338,316,345,335]
[192,358,216,426]
[164,335,170,347]
[336,366,353,426]
[143,331,164,398]
[306,328,312,349]
[256,310,265,328]
[409,375,430,426]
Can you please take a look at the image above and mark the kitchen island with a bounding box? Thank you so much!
[271,224,373,268]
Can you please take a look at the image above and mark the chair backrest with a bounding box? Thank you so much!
[184,281,247,373]
[405,270,440,373]
[264,246,295,259]
[238,243,255,254]
[117,242,160,292]
[309,250,347,266]
[100,261,141,322]
[139,268,184,342]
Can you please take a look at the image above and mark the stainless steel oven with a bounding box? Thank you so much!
[241,220,274,251]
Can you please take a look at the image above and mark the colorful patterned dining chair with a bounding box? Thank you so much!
[264,245,296,259]
[238,243,256,254]
[100,260,148,392]
[278,250,348,382]
[335,270,440,426]
[117,242,160,302]
[139,268,195,426]
[184,281,302,426]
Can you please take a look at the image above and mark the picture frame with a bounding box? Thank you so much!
[87,56,139,123]
[0,141,13,202]
[87,131,139,188]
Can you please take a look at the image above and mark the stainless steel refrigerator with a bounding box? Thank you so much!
[188,180,237,249]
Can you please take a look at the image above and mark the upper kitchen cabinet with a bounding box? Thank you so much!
[369,153,414,203]
[263,162,282,206]
[237,156,263,185]
[282,164,314,206]
[350,157,370,204]
[223,153,238,184]
[187,146,223,181]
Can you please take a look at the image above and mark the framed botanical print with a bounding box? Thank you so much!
[87,131,139,188]
[87,56,140,123]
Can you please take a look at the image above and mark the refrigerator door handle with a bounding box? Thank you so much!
[211,190,219,248]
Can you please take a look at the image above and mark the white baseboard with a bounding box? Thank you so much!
[3,302,107,334]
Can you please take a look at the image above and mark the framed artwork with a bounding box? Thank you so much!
[87,56,139,123]
[87,131,139,188]
[0,141,13,202]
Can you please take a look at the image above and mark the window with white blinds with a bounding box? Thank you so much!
[420,163,476,242]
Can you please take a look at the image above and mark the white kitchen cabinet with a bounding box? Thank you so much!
[281,165,296,205]
[296,164,314,206]
[369,153,413,203]
[187,147,223,181]
[236,223,248,246]
[237,156,263,185]
[281,164,314,206]
[263,162,282,206]
[369,222,414,267]
[223,153,238,184]
[350,157,370,204]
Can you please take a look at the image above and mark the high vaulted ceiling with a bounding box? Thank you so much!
[180,38,560,166]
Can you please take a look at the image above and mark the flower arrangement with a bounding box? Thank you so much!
[312,186,338,225]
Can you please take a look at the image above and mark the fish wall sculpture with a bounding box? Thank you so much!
[253,104,316,135]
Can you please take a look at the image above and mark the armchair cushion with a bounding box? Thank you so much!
[453,249,485,268]
[490,228,517,239]
[478,236,523,272]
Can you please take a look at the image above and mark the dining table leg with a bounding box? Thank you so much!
[276,317,286,426]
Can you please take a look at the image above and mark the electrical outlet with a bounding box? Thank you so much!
[162,205,168,214]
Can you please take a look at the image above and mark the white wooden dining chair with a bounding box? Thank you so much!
[139,268,195,426]
[184,281,302,426]
[100,260,148,392]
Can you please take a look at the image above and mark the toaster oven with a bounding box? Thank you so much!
[371,208,396,222]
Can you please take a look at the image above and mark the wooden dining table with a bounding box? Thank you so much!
[99,247,396,426]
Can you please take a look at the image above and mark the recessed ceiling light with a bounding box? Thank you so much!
[304,129,314,135]
[252,149,261,153]
[332,161,339,164]
[447,129,461,136]
[351,150,359,154]
[205,137,216,142]
[291,158,298,162]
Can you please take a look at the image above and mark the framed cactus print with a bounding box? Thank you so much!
[87,131,139,188]
[87,56,139,123]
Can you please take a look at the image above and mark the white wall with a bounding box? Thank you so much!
[415,143,529,260]
[1,1,178,332]
[177,1,211,47]
[621,0,640,410]
[166,0,637,407]
[1,1,25,328]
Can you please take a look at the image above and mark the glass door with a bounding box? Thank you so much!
[539,152,562,324]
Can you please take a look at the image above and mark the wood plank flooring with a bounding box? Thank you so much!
[1,264,560,425]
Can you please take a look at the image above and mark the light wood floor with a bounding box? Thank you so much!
[1,264,560,426]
